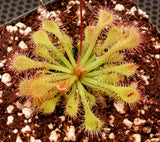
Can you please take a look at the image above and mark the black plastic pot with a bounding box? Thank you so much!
[0,0,57,27]
[134,0,160,30]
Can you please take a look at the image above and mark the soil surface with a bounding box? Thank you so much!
[0,0,159,142]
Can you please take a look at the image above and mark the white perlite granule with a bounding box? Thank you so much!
[75,0,80,4]
[1,73,11,84]
[8,36,13,44]
[16,135,23,142]
[29,118,33,123]
[49,11,57,17]
[19,29,25,35]
[0,62,4,68]
[68,1,76,5]
[126,6,137,15]
[109,115,115,127]
[48,123,54,129]
[16,22,26,29]
[7,46,13,52]
[49,129,60,142]
[131,134,141,142]
[6,105,14,113]
[150,138,160,142]
[141,75,150,85]
[76,9,86,16]
[37,8,60,22]
[134,118,146,125]
[114,101,125,114]
[6,25,18,33]
[1,73,12,86]
[15,36,18,40]
[76,9,86,26]
[34,123,39,127]
[30,136,41,142]
[64,125,76,141]
[15,101,23,110]
[141,27,148,30]
[138,9,149,18]
[7,115,14,125]
[24,27,32,35]
[141,109,145,115]
[0,59,6,68]
[18,41,28,49]
[102,132,107,139]
[59,115,66,122]
[114,4,125,11]
[24,119,28,123]
[143,126,151,134]
[155,54,160,59]
[21,125,31,133]
[155,44,160,49]
[104,127,111,133]
[123,118,133,128]
[22,107,33,119]
[109,133,115,139]
[0,90,3,98]
[12,129,18,134]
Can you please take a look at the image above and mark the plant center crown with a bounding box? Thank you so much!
[72,65,87,81]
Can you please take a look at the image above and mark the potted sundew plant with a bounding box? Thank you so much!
[0,0,159,141]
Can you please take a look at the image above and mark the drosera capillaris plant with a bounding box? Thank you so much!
[12,0,141,132]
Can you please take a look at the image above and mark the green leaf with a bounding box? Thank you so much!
[84,55,96,66]
[60,34,76,67]
[61,34,73,50]
[103,27,122,48]
[84,103,103,131]
[35,45,55,63]
[13,55,44,71]
[81,77,118,99]
[33,98,41,107]
[42,20,62,39]
[19,77,55,98]
[107,53,124,63]
[13,55,64,71]
[33,29,73,69]
[107,86,140,103]
[77,82,103,131]
[43,20,73,52]
[40,95,60,113]
[82,11,114,64]
[86,92,96,105]
[42,20,75,66]
[108,28,140,53]
[97,11,113,30]
[85,26,96,43]
[105,73,122,85]
[82,77,139,103]
[107,63,138,76]
[97,73,122,85]
[33,30,53,48]
[86,63,137,77]
[33,90,58,108]
[66,85,79,117]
